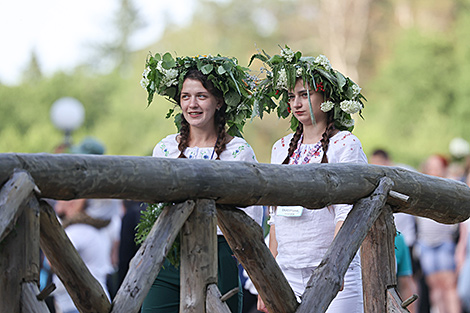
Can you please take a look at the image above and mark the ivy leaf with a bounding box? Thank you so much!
[162,52,176,69]
[335,72,347,92]
[201,64,214,75]
[269,54,284,65]
[217,65,226,75]
[225,91,241,107]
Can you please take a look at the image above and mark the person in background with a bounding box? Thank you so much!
[253,46,366,313]
[52,198,114,313]
[117,200,146,286]
[415,154,461,313]
[139,52,263,313]
[395,231,417,313]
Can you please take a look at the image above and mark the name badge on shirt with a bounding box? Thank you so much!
[277,206,304,217]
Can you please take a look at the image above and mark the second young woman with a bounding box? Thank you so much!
[253,47,367,313]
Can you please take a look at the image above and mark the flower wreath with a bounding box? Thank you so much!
[249,45,366,131]
[141,52,255,136]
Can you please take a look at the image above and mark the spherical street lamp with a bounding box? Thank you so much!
[50,97,85,149]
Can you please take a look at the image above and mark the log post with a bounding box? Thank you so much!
[0,170,40,313]
[206,284,232,313]
[39,200,111,313]
[111,201,195,313]
[361,204,397,312]
[297,177,394,313]
[21,282,50,313]
[217,205,299,313]
[180,199,217,313]
[0,170,36,242]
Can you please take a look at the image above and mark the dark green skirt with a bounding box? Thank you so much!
[141,236,243,313]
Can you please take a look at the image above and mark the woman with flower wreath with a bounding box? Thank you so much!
[139,53,263,313]
[252,46,367,313]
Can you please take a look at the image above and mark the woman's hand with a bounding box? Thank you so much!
[257,295,269,313]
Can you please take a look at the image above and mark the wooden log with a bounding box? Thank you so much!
[111,201,195,313]
[361,205,397,313]
[38,200,111,313]
[21,282,51,313]
[387,288,410,313]
[296,177,394,313]
[0,170,36,242]
[180,199,217,312]
[0,194,40,313]
[217,205,299,313]
[206,284,232,313]
[0,154,468,224]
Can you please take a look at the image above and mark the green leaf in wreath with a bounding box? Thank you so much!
[201,64,214,75]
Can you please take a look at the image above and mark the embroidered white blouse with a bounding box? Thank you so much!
[153,133,263,232]
[270,131,368,268]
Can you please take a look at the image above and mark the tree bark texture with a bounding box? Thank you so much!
[217,205,299,313]
[38,200,111,313]
[111,201,195,313]
[297,177,394,313]
[180,199,217,313]
[361,205,397,313]
[0,153,468,224]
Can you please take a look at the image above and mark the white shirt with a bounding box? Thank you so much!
[53,224,111,312]
[270,131,368,268]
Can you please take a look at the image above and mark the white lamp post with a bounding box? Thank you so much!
[50,97,85,148]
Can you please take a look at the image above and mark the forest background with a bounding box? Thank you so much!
[2,0,470,168]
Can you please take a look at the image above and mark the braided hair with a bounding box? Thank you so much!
[176,69,229,160]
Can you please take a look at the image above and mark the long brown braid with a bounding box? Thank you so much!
[282,123,303,164]
[319,111,335,163]
[176,69,228,159]
[177,118,190,158]
[213,106,228,160]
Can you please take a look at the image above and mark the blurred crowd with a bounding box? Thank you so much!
[370,148,470,313]
[40,137,147,313]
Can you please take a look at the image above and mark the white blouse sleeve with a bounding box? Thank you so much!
[224,137,258,162]
[152,134,179,158]
[329,133,368,223]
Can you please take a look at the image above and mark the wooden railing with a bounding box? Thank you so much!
[1,153,469,313]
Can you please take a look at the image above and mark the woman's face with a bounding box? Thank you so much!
[180,78,221,132]
[288,79,325,126]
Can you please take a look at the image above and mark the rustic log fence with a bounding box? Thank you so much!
[1,153,469,313]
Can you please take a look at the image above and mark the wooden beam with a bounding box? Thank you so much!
[38,200,111,313]
[361,205,397,312]
[0,193,41,313]
[217,205,299,313]
[206,284,232,313]
[296,177,394,313]
[0,170,36,242]
[387,288,411,313]
[0,154,468,224]
[180,199,217,312]
[111,201,195,313]
[20,282,51,313]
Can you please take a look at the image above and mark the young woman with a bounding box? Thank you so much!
[139,53,263,313]
[252,47,367,313]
